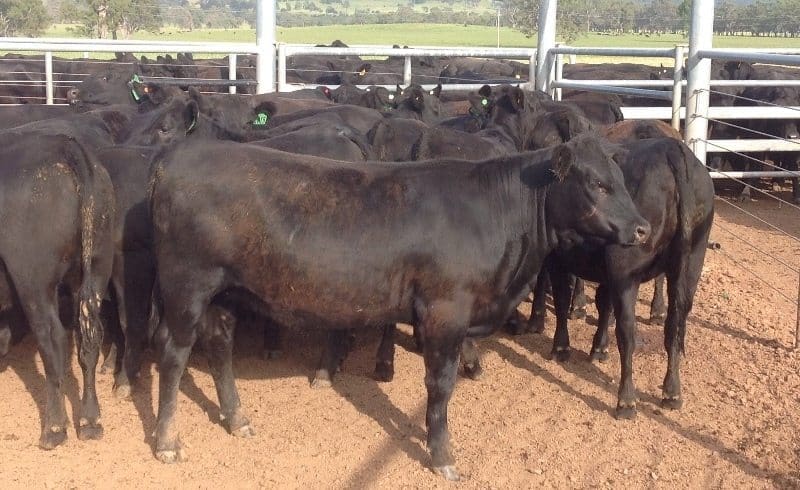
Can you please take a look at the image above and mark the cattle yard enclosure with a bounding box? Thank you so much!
[0,0,799,487]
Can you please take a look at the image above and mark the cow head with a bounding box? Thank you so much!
[538,135,650,248]
[528,109,593,150]
[122,95,200,146]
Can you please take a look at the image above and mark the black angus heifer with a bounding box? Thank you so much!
[0,133,114,448]
[537,138,714,418]
[148,134,650,479]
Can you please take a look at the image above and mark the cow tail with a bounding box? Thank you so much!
[665,141,700,353]
[65,138,103,358]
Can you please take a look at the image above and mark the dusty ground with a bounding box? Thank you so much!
[0,190,799,489]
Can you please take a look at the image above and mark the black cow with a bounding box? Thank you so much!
[533,138,714,418]
[148,134,649,479]
[0,133,114,448]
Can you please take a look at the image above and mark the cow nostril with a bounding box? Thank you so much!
[635,225,649,242]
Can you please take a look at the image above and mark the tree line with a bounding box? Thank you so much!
[4,0,800,40]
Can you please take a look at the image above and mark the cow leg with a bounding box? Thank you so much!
[262,319,282,360]
[154,290,204,464]
[312,329,353,388]
[374,323,396,382]
[20,290,69,449]
[612,282,641,419]
[113,254,154,399]
[568,277,587,320]
[0,321,10,357]
[528,273,548,334]
[460,338,482,380]
[590,283,612,362]
[75,289,105,442]
[201,304,253,437]
[419,318,466,481]
[663,232,709,410]
[649,274,667,325]
[550,266,574,362]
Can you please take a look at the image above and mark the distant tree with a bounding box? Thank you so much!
[0,0,49,36]
[61,0,162,38]
[506,0,589,42]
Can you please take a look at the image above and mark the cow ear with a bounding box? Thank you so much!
[184,100,200,135]
[357,63,371,77]
[478,84,492,97]
[550,145,574,182]
[511,87,525,111]
[555,113,575,142]
[430,84,442,98]
[395,84,403,97]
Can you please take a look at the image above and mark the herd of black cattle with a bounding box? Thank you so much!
[4,43,798,480]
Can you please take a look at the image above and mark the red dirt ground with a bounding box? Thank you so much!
[0,192,798,488]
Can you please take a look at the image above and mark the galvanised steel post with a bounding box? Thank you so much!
[672,45,686,131]
[535,0,557,94]
[228,53,237,94]
[684,0,714,164]
[45,51,53,105]
[256,0,276,94]
[403,56,412,86]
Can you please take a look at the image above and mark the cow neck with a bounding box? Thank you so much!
[473,151,557,291]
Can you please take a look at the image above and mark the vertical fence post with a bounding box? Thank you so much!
[228,53,237,94]
[671,45,686,131]
[795,270,800,349]
[403,55,412,87]
[535,0,557,94]
[554,47,563,101]
[45,51,53,105]
[684,0,714,165]
[256,0,276,94]
[277,43,287,92]
[528,53,536,91]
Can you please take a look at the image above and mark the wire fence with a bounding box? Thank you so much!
[694,83,800,347]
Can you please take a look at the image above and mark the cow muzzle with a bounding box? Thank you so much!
[627,221,651,246]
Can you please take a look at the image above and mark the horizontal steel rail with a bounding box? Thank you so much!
[622,106,800,120]
[707,170,800,178]
[281,45,537,58]
[705,138,800,152]
[697,49,800,67]
[277,43,537,93]
[551,46,677,57]
[0,37,258,54]
[551,80,672,100]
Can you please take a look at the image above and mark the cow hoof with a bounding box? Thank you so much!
[113,383,132,400]
[463,362,483,381]
[551,347,571,363]
[39,427,67,450]
[529,315,545,334]
[310,372,332,389]
[373,362,394,382]
[615,404,637,420]
[649,313,666,325]
[231,424,255,438]
[569,308,586,320]
[77,419,104,441]
[156,448,188,464]
[661,397,683,410]
[590,348,609,362]
[262,349,282,361]
[432,465,461,481]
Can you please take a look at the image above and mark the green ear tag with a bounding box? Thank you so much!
[130,74,142,102]
[481,98,488,106]
[252,112,269,126]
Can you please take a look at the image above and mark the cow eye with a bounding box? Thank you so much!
[595,180,608,194]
